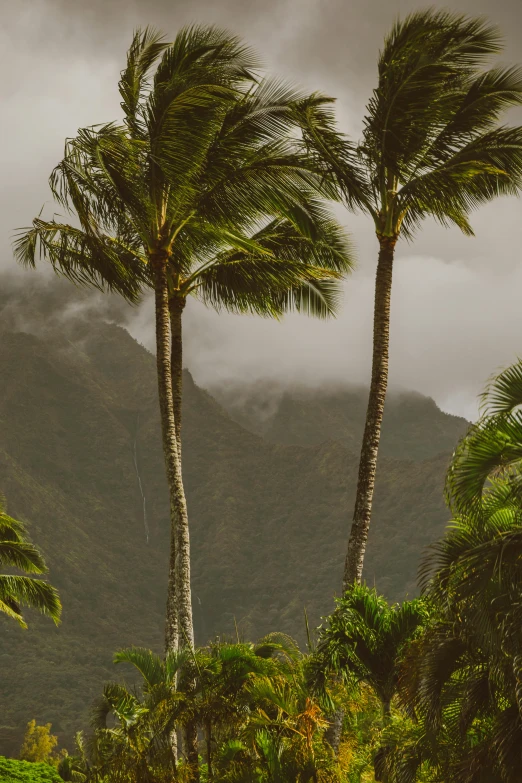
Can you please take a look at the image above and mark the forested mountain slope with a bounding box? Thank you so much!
[0,279,467,752]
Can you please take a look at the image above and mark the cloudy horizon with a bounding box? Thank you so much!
[2,0,522,420]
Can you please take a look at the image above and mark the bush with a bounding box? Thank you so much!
[0,756,61,783]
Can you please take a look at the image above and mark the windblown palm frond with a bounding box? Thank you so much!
[15,29,353,311]
[0,497,61,627]
[297,11,522,240]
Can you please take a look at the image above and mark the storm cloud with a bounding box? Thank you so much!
[3,0,522,418]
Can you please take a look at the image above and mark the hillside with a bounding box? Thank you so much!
[0,278,466,753]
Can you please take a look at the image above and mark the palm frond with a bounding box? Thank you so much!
[0,575,61,626]
[119,27,168,138]
[480,359,522,415]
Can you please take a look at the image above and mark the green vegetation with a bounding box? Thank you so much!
[0,757,61,783]
[19,721,59,765]
[16,360,515,783]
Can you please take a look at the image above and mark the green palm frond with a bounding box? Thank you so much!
[93,682,150,730]
[398,126,522,236]
[480,359,522,415]
[0,500,61,627]
[119,27,168,138]
[13,217,147,303]
[364,11,503,177]
[0,540,48,573]
[0,575,61,627]
[314,585,428,710]
[114,648,166,690]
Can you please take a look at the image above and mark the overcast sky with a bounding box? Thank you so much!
[2,0,522,418]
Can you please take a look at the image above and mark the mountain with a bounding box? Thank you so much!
[0,276,468,753]
[210,380,467,461]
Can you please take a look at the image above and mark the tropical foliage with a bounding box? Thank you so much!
[0,497,61,628]
[0,756,61,783]
[25,360,518,783]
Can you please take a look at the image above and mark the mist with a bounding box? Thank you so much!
[2,0,522,419]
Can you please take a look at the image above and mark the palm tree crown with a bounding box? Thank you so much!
[15,26,352,314]
[300,10,522,239]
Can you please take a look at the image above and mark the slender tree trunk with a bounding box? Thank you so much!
[169,294,199,781]
[152,259,182,653]
[184,718,200,782]
[169,295,194,651]
[151,258,182,763]
[324,708,343,755]
[327,236,396,758]
[343,236,396,590]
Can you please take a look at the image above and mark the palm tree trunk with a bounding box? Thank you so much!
[169,294,198,781]
[184,719,200,782]
[327,237,396,758]
[343,235,396,590]
[152,258,182,655]
[152,259,183,763]
[323,708,343,755]
[169,294,194,651]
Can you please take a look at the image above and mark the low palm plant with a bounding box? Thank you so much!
[0,496,61,627]
[313,586,428,720]
[309,585,428,780]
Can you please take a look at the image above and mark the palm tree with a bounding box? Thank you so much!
[91,647,188,782]
[15,27,353,662]
[295,10,522,587]
[311,584,428,776]
[314,585,428,720]
[0,496,61,627]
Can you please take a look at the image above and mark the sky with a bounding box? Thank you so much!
[2,0,522,419]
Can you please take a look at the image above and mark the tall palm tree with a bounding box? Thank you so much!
[15,27,353,662]
[295,10,522,587]
[0,496,61,627]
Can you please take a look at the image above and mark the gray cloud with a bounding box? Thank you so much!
[3,0,522,419]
